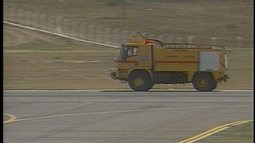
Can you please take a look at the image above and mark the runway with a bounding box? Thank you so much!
[3,90,253,143]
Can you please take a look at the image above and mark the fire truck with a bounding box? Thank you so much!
[110,33,228,91]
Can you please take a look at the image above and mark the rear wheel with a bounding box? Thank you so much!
[192,72,217,91]
[128,71,153,91]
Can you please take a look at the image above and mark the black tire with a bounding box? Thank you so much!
[192,72,217,91]
[128,71,153,91]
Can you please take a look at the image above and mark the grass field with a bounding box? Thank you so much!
[3,25,124,89]
[3,0,253,90]
[197,121,253,143]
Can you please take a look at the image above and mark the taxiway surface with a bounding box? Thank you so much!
[4,90,253,143]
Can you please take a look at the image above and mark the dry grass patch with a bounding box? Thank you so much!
[3,24,253,90]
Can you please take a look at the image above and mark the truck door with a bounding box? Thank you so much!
[137,45,153,69]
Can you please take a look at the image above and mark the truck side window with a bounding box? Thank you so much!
[127,47,138,57]
[119,47,128,61]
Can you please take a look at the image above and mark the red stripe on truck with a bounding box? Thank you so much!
[117,60,138,64]
[220,62,225,68]
[155,61,198,64]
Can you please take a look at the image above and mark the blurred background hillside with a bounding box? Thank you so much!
[4,0,253,46]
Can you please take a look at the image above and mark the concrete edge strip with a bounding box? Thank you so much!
[3,113,17,124]
[3,89,253,92]
[3,21,119,48]
[177,119,253,143]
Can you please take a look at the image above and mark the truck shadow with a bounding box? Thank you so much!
[102,90,220,92]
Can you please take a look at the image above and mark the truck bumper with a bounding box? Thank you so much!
[218,75,229,82]
[110,71,117,80]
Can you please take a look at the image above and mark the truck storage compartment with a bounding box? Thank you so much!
[154,72,187,84]
[199,52,219,71]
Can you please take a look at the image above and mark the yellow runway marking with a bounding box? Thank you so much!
[178,119,253,143]
[3,113,17,124]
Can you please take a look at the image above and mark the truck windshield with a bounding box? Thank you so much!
[119,46,138,61]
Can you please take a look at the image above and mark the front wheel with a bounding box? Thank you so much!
[128,71,153,91]
[192,72,217,91]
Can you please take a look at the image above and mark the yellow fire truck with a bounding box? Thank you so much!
[110,33,228,91]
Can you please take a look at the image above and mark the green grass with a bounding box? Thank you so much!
[196,121,253,143]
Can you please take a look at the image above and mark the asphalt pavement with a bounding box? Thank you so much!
[3,90,253,143]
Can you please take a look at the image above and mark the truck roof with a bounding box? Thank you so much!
[122,42,224,50]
